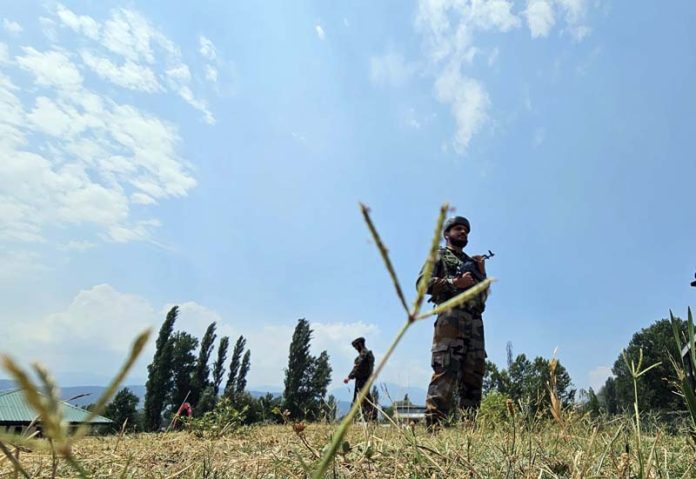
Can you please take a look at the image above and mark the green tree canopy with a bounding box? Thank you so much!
[191,322,217,407]
[212,336,229,396]
[143,306,178,431]
[169,331,199,413]
[105,387,139,432]
[599,317,686,414]
[224,335,246,398]
[483,351,575,413]
[283,318,333,420]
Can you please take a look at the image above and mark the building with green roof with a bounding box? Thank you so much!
[0,389,112,434]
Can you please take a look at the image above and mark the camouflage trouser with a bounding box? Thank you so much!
[353,378,377,421]
[425,307,486,426]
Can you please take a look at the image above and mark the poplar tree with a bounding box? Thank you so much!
[169,331,199,413]
[191,322,217,406]
[224,336,246,398]
[143,306,178,431]
[212,336,229,396]
[237,350,251,396]
[283,318,332,420]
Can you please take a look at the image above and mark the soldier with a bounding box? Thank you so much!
[343,337,377,421]
[417,216,489,429]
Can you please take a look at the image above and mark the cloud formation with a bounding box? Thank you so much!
[415,0,594,153]
[0,284,380,387]
[0,4,221,260]
[2,19,23,35]
[370,51,417,88]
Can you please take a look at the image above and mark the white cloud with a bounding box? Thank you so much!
[0,249,47,284]
[0,43,8,63]
[487,47,499,66]
[0,284,235,384]
[80,51,162,92]
[370,52,417,87]
[16,47,83,90]
[245,320,379,388]
[62,240,96,252]
[0,283,380,387]
[0,54,196,244]
[39,17,58,42]
[2,19,23,35]
[199,35,217,61]
[205,65,218,83]
[526,0,555,38]
[435,67,490,153]
[52,4,215,123]
[0,3,226,250]
[56,4,100,40]
[415,0,595,153]
[315,24,325,40]
[588,365,612,391]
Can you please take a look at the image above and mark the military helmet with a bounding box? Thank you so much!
[351,337,366,347]
[443,216,470,234]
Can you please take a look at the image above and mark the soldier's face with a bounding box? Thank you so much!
[445,225,469,248]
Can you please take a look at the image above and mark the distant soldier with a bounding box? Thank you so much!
[343,337,377,421]
[417,216,489,429]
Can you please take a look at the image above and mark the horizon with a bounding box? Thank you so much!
[1,1,694,398]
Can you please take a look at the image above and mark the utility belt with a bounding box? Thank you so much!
[431,293,486,314]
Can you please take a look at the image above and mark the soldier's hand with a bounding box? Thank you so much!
[472,255,486,275]
[343,378,349,384]
[453,272,476,289]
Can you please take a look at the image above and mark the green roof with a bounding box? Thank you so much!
[0,390,112,425]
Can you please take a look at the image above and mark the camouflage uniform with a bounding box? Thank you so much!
[418,246,487,426]
[348,348,377,421]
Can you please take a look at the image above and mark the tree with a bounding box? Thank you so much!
[212,336,229,396]
[599,376,619,415]
[225,336,246,398]
[105,387,139,432]
[256,393,283,423]
[197,385,217,415]
[584,387,601,417]
[144,306,178,431]
[484,353,575,414]
[602,318,685,413]
[311,351,332,401]
[237,350,251,396]
[169,331,199,413]
[191,322,217,407]
[283,318,333,420]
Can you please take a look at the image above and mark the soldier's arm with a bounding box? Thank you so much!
[348,356,361,379]
[353,351,373,379]
[417,257,457,296]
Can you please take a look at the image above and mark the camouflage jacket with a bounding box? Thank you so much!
[348,349,374,381]
[416,246,487,310]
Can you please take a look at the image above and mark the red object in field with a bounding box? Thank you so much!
[177,402,193,417]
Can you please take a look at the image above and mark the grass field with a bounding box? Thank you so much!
[2,415,694,478]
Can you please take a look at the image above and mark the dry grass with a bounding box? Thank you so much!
[1,417,693,478]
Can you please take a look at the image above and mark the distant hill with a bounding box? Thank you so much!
[0,380,396,417]
[0,380,145,408]
[331,382,427,406]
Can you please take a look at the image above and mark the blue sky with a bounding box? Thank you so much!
[1,1,694,398]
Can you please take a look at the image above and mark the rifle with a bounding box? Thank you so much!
[456,250,495,283]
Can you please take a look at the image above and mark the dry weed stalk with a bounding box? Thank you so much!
[0,329,151,478]
[311,203,494,478]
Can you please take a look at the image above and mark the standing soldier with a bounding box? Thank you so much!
[417,216,489,429]
[343,337,377,421]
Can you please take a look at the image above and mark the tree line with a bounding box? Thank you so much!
[104,311,334,431]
